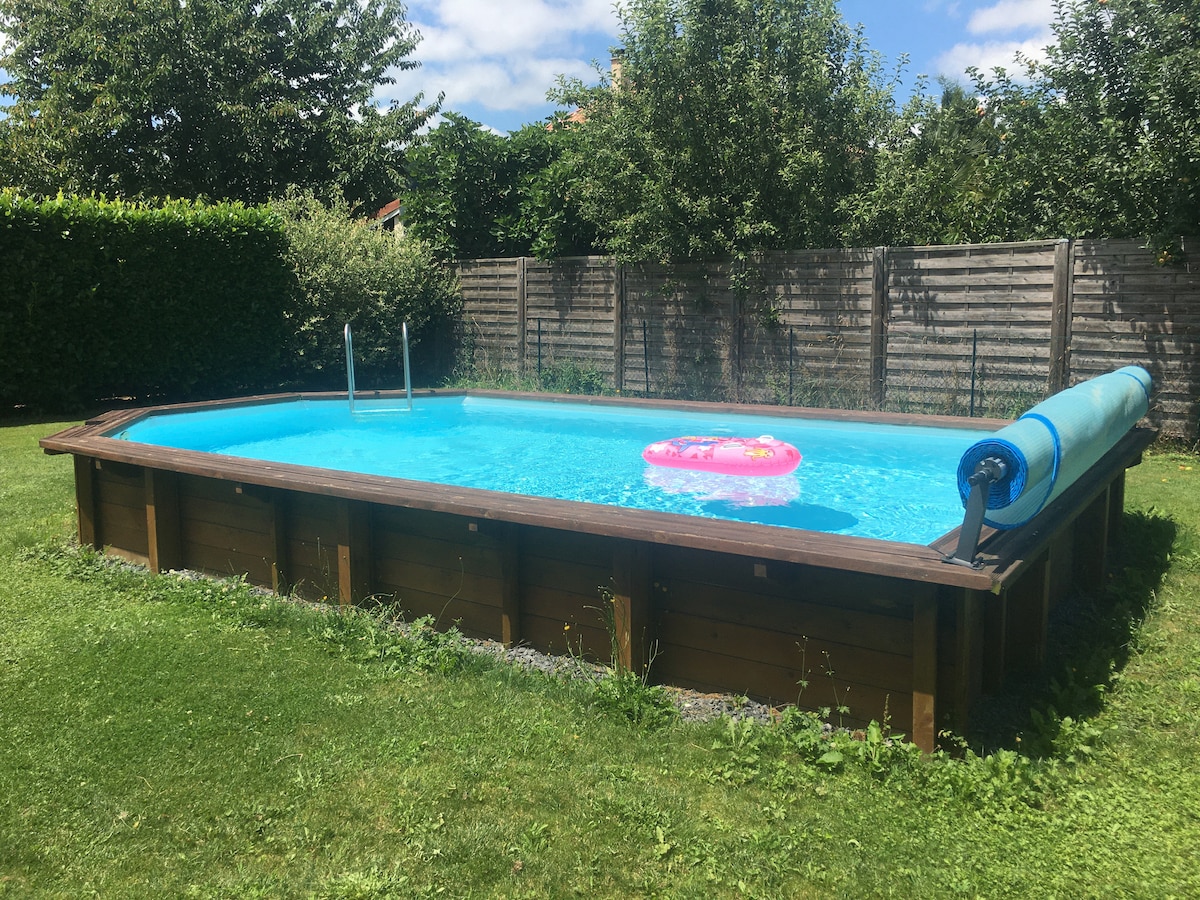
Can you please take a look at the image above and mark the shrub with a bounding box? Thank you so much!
[272,192,460,390]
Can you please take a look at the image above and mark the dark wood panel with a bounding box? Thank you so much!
[657,610,911,692]
[288,491,340,525]
[379,587,500,638]
[520,582,610,622]
[654,542,935,609]
[96,499,148,556]
[655,643,909,731]
[521,613,610,661]
[373,529,502,577]
[658,579,913,656]
[95,465,146,509]
[287,533,338,572]
[521,554,613,602]
[373,556,503,610]
[181,542,273,585]
[179,488,273,535]
[180,517,275,561]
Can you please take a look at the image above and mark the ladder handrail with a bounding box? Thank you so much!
[344,322,413,414]
[344,323,358,413]
[402,322,413,411]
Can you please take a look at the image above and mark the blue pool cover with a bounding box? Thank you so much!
[956,366,1152,529]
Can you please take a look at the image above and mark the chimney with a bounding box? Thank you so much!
[610,49,627,91]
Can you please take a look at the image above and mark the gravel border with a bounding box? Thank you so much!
[104,556,785,726]
[462,635,782,724]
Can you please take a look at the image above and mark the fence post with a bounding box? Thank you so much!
[870,246,889,407]
[516,256,528,372]
[734,261,745,403]
[613,260,625,393]
[1048,238,1073,394]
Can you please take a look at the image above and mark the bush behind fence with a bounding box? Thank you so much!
[457,239,1200,441]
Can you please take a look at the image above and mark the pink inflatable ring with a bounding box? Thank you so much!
[642,435,801,477]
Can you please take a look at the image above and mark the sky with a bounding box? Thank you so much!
[389,0,1060,134]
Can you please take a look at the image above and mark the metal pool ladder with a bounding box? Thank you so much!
[344,322,413,414]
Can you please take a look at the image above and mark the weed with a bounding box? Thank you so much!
[535,360,609,395]
[822,649,851,727]
[569,587,677,729]
[312,606,481,677]
[448,353,611,396]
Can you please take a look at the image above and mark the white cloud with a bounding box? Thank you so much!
[413,0,615,57]
[383,0,620,129]
[967,0,1055,35]
[921,1,963,18]
[934,35,1050,79]
[409,55,597,113]
[932,0,1055,81]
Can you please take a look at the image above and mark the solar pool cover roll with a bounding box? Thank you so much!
[956,366,1152,530]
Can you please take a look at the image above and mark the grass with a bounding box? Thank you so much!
[450,358,613,397]
[2,418,1199,897]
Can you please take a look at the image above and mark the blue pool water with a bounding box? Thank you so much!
[112,396,995,544]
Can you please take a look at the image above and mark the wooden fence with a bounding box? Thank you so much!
[456,238,1199,441]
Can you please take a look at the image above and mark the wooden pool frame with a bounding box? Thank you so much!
[41,390,1154,751]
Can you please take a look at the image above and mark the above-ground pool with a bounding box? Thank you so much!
[43,390,1153,751]
[111,395,997,545]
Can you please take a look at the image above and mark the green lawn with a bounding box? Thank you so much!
[2,418,1198,898]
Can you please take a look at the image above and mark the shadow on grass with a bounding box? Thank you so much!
[965,509,1178,756]
[0,399,157,427]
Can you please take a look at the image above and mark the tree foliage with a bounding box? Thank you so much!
[401,113,598,260]
[850,0,1200,248]
[844,79,1026,246]
[0,0,435,208]
[551,0,896,262]
[1032,0,1200,243]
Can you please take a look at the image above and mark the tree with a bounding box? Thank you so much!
[849,0,1200,248]
[402,113,598,260]
[0,0,436,208]
[551,0,896,262]
[401,113,523,259]
[271,191,459,385]
[1030,0,1200,243]
[844,79,1028,246]
[501,120,600,259]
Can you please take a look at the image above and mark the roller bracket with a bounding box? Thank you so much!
[944,457,1008,569]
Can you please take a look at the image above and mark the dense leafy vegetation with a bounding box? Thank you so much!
[853,0,1200,249]
[0,191,458,410]
[3,0,1193,261]
[549,0,894,262]
[401,113,599,261]
[273,192,459,385]
[0,192,294,409]
[396,0,1199,261]
[0,0,435,208]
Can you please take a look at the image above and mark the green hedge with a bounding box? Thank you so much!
[0,192,294,409]
[0,192,460,411]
